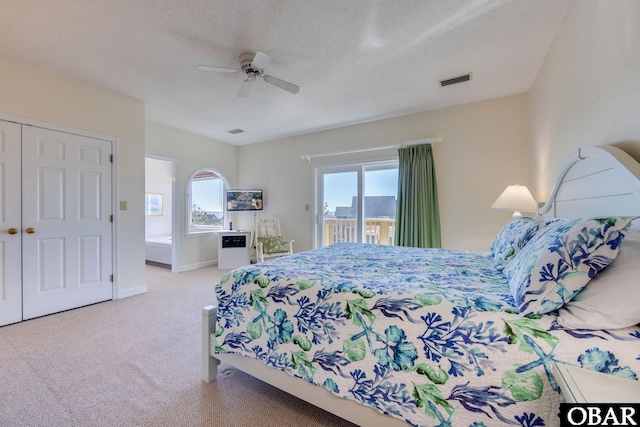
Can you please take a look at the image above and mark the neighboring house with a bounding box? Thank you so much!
[334,196,397,219]
[334,206,353,219]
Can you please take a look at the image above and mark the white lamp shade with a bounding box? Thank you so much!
[491,185,537,216]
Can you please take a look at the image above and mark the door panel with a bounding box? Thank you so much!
[79,235,102,285]
[38,237,65,292]
[0,120,22,326]
[363,168,398,245]
[315,162,398,248]
[318,169,359,247]
[22,126,112,320]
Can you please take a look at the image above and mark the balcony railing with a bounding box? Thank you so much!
[323,217,395,246]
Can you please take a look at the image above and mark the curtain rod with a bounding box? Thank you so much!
[300,137,443,162]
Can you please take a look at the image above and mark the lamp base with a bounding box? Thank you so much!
[512,210,522,217]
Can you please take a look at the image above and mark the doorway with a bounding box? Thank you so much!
[145,156,178,272]
[314,160,399,248]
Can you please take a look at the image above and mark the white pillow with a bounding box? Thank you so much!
[556,231,640,330]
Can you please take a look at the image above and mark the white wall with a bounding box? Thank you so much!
[145,121,238,271]
[528,0,640,200]
[145,157,173,237]
[0,53,146,297]
[238,94,530,251]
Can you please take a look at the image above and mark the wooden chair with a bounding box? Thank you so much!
[253,215,294,263]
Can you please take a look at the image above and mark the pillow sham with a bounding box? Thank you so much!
[503,217,633,316]
[556,231,640,330]
[490,216,545,271]
[258,236,287,254]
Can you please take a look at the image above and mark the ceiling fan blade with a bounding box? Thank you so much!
[196,65,239,73]
[262,75,300,94]
[251,51,272,69]
[238,79,254,98]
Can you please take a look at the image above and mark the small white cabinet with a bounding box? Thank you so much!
[216,231,251,270]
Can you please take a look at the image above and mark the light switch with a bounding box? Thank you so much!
[305,204,310,211]
[120,201,127,210]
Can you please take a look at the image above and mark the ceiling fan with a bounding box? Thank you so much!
[197,51,300,98]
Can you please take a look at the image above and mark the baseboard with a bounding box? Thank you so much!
[177,259,217,272]
[115,285,148,299]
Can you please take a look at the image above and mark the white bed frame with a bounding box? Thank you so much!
[202,145,640,426]
[538,145,640,226]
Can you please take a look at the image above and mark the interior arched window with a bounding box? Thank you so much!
[186,168,228,235]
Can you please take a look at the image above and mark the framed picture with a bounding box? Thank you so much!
[145,193,163,216]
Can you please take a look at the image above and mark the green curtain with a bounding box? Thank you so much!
[394,144,441,248]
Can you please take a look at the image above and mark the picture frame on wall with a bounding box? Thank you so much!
[145,193,163,216]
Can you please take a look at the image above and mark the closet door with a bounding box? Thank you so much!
[21,126,113,320]
[0,120,23,326]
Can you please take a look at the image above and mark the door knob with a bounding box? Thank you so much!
[26,227,36,234]
[8,228,18,235]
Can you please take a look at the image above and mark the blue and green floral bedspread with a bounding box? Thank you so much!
[215,243,640,427]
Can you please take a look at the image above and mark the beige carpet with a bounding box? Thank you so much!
[0,265,356,427]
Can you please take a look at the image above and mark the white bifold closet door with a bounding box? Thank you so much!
[0,120,113,326]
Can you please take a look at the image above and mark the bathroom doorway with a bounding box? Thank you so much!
[145,156,179,272]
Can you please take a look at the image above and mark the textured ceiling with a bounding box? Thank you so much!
[0,0,574,145]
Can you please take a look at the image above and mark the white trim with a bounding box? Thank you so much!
[301,137,442,162]
[145,155,180,273]
[177,259,217,273]
[115,285,148,299]
[185,167,231,236]
[0,112,117,142]
[112,137,120,299]
[312,158,399,248]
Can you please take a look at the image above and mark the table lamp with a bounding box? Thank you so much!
[491,184,537,217]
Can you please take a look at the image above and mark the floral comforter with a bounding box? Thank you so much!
[215,243,640,427]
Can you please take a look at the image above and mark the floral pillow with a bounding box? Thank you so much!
[503,217,633,316]
[258,236,287,254]
[490,216,545,271]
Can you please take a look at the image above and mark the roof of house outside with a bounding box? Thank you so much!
[334,207,353,218]
[333,196,396,219]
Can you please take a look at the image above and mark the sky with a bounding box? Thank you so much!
[192,179,223,212]
[323,168,398,212]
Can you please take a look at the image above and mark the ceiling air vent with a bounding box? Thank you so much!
[440,73,472,87]
[228,129,244,134]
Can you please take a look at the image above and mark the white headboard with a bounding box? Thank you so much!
[538,145,640,228]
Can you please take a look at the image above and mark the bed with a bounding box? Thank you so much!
[145,235,172,266]
[202,145,640,427]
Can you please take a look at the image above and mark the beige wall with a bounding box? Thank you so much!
[528,0,640,201]
[10,0,639,281]
[238,94,529,252]
[145,121,238,271]
[0,53,146,297]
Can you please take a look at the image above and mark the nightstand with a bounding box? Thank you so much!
[554,364,640,403]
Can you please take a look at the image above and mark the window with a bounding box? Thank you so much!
[314,160,399,248]
[186,169,228,234]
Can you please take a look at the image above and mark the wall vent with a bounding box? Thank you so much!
[440,73,472,87]
[228,129,244,134]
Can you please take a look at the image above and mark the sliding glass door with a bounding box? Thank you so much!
[314,160,398,248]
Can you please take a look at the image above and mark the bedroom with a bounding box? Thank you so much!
[1,0,640,426]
